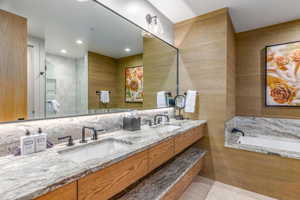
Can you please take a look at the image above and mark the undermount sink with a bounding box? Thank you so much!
[58,138,133,164]
[152,124,181,132]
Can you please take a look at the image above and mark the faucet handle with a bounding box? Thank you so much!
[144,119,153,126]
[91,129,104,141]
[58,136,74,146]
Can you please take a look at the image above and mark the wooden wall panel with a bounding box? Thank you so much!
[175,8,300,200]
[234,17,300,200]
[143,37,177,109]
[88,52,118,109]
[175,7,228,182]
[116,54,143,109]
[226,14,236,120]
[236,19,300,119]
[0,9,27,122]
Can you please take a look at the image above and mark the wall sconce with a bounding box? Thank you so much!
[143,14,164,37]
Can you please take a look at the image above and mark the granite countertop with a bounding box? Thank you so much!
[0,119,206,200]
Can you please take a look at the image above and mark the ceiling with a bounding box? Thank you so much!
[0,0,143,59]
[147,0,300,33]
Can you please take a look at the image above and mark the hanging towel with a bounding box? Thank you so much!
[100,91,110,103]
[49,100,60,114]
[185,90,197,113]
[157,91,167,108]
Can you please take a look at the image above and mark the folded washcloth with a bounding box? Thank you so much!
[100,91,110,103]
[185,90,197,113]
[157,91,167,108]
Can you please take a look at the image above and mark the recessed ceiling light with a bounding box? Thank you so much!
[77,0,89,2]
[76,40,83,45]
[124,48,131,52]
[61,49,67,54]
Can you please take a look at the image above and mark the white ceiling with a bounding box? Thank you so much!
[0,0,144,59]
[147,0,300,33]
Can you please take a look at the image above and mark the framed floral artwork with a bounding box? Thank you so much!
[266,41,300,106]
[125,66,143,103]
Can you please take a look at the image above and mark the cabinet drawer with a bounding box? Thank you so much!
[78,150,148,200]
[192,124,205,142]
[148,139,174,172]
[174,129,194,155]
[34,182,77,200]
[175,125,205,155]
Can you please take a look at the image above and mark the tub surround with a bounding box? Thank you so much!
[0,108,174,157]
[225,116,300,160]
[0,119,206,200]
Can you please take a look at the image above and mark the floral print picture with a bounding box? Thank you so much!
[266,41,300,106]
[125,66,143,103]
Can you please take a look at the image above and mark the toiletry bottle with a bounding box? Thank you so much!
[20,130,35,155]
[34,128,47,152]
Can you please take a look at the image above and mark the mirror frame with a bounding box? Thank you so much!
[0,0,179,125]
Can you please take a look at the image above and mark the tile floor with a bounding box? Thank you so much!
[179,177,278,200]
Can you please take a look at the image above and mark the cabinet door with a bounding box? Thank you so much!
[175,124,205,155]
[34,182,77,200]
[148,139,174,172]
[192,124,205,142]
[78,150,148,200]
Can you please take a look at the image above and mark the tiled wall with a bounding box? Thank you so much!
[46,53,88,117]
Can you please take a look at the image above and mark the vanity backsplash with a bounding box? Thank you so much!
[0,108,174,157]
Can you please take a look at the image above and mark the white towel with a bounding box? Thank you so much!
[185,90,197,113]
[157,91,167,108]
[100,91,110,103]
[49,100,60,114]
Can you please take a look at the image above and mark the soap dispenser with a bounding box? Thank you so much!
[20,130,35,155]
[34,128,47,152]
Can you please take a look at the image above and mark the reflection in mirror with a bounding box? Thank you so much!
[0,0,178,123]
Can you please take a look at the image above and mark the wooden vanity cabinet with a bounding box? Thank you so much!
[34,182,77,200]
[148,138,175,172]
[192,123,206,141]
[78,150,148,200]
[33,124,205,200]
[174,124,205,155]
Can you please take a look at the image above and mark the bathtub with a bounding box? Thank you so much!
[238,135,300,153]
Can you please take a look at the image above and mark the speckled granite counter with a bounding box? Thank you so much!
[0,119,206,200]
[225,116,300,160]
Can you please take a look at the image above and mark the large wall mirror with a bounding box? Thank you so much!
[0,0,178,123]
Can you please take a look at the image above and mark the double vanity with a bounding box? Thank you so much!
[0,1,206,199]
[0,119,207,200]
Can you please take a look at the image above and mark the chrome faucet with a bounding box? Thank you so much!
[58,136,74,146]
[231,128,245,136]
[154,114,170,125]
[81,126,105,143]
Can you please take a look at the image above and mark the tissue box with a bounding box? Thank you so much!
[123,117,141,131]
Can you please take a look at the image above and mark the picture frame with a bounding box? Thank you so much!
[125,66,143,103]
[265,40,300,107]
